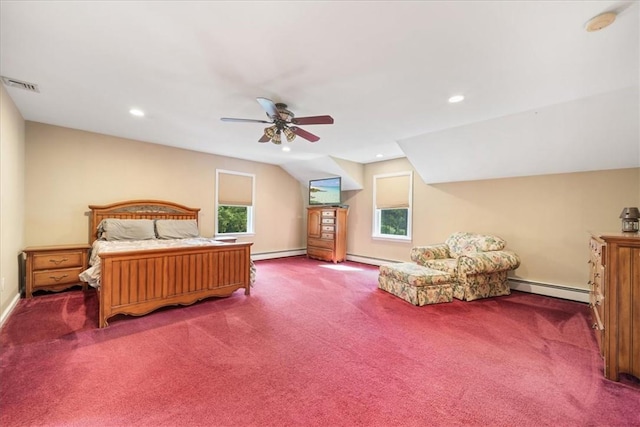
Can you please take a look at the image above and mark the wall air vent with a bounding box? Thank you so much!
[1,76,40,93]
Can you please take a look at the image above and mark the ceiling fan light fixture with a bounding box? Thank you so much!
[264,125,276,139]
[272,130,282,145]
[221,97,333,145]
[283,127,296,142]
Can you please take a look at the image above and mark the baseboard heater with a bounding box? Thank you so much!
[251,249,306,261]
[508,278,589,303]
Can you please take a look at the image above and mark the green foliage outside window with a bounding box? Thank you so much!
[218,205,247,233]
[380,208,408,236]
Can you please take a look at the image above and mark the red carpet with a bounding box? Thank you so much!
[1,256,639,426]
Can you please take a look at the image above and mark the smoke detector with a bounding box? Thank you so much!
[585,12,617,32]
[1,76,40,92]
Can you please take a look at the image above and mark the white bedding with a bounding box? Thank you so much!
[79,237,227,288]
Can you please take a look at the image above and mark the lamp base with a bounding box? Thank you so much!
[621,220,639,233]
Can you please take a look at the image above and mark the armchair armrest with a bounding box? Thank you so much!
[457,250,520,275]
[410,244,451,266]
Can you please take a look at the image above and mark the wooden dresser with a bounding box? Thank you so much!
[24,244,91,298]
[307,206,348,263]
[588,232,640,381]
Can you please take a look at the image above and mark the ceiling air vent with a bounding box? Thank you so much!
[1,76,40,93]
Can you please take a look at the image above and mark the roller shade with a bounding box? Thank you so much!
[218,172,253,206]
[375,174,410,209]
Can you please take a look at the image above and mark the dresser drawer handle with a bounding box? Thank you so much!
[49,274,69,282]
[592,323,598,329]
[50,258,69,265]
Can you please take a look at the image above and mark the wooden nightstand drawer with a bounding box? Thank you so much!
[24,244,90,298]
[32,251,84,270]
[33,267,84,288]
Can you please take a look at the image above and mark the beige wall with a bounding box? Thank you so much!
[25,122,305,253]
[0,85,26,316]
[344,158,640,290]
[21,121,640,296]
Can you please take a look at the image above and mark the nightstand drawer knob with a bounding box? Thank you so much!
[49,274,69,282]
[50,258,69,265]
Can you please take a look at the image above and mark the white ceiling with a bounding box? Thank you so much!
[1,1,638,173]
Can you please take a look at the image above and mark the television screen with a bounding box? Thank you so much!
[309,177,342,206]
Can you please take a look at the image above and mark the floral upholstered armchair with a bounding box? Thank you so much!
[410,232,520,301]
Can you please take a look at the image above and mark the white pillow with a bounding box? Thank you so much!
[98,219,156,241]
[155,219,199,239]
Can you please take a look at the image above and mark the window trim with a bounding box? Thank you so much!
[215,169,255,236]
[372,171,413,241]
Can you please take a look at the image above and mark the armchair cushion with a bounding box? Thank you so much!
[421,259,458,276]
[445,232,506,259]
[410,243,450,264]
[458,250,520,275]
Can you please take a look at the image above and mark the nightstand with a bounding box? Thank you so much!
[23,244,91,298]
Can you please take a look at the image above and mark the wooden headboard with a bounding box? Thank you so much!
[88,200,200,243]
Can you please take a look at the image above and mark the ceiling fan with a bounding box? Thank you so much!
[220,97,334,144]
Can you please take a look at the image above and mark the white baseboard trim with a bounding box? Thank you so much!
[0,292,21,328]
[252,249,306,261]
[509,279,589,303]
[346,254,400,266]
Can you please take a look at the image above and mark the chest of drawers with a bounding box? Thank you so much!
[24,244,91,298]
[589,232,640,381]
[307,207,348,263]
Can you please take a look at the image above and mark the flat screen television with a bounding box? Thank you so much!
[309,177,342,206]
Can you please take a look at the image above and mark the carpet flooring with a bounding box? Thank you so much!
[1,256,639,426]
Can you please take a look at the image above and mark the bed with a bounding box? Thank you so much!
[81,200,253,328]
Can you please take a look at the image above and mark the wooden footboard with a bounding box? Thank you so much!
[99,242,252,327]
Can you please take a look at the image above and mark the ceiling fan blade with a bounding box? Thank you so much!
[290,126,320,143]
[256,97,280,120]
[221,117,271,124]
[291,115,334,125]
[258,133,271,143]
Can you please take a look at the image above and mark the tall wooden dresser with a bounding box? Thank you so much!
[588,232,640,381]
[307,206,348,263]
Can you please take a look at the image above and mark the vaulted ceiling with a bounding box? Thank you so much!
[1,1,638,188]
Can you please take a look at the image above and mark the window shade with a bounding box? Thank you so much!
[218,172,253,206]
[375,174,410,209]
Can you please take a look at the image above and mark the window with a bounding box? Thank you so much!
[216,170,255,235]
[372,171,412,240]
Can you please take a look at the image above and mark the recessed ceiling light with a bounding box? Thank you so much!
[129,108,145,117]
[282,146,291,152]
[375,153,383,158]
[585,12,617,32]
[448,95,464,103]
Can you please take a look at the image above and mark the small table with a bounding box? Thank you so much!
[23,244,91,298]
